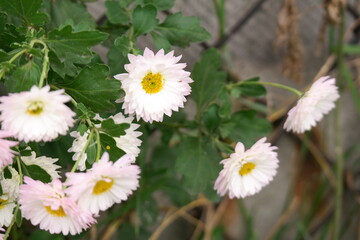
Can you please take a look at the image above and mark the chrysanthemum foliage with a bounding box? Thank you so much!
[0,0,340,239]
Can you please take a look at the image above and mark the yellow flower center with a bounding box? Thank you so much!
[0,197,8,210]
[141,72,164,94]
[93,178,114,195]
[239,162,256,176]
[45,206,67,217]
[27,100,44,115]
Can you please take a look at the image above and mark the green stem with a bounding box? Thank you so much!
[0,48,27,80]
[95,129,101,162]
[16,156,23,185]
[2,206,19,240]
[228,81,303,97]
[29,39,49,88]
[333,6,345,240]
[71,129,94,172]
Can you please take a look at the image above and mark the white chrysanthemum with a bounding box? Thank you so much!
[284,76,340,133]
[111,113,142,156]
[65,153,140,214]
[21,152,61,180]
[19,177,96,235]
[0,85,75,142]
[214,138,279,199]
[0,131,17,169]
[114,48,193,123]
[68,131,89,171]
[0,167,20,227]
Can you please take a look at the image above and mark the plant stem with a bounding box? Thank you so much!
[30,39,49,88]
[333,6,345,240]
[16,156,23,185]
[3,206,19,240]
[227,81,303,97]
[71,129,94,172]
[95,129,102,162]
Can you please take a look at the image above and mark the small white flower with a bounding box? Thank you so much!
[65,153,140,214]
[111,113,142,157]
[0,167,20,227]
[21,152,61,180]
[0,85,75,142]
[284,76,340,133]
[214,138,279,199]
[114,48,193,123]
[68,131,89,171]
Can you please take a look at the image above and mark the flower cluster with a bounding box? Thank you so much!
[0,46,341,238]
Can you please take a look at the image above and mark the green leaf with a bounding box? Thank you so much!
[157,12,211,47]
[343,44,360,54]
[234,77,266,97]
[105,1,130,25]
[0,14,25,51]
[176,136,221,194]
[203,104,221,134]
[15,208,22,227]
[114,36,131,55]
[143,0,174,10]
[54,64,120,112]
[86,138,97,164]
[151,32,171,52]
[24,164,52,183]
[220,110,272,147]
[100,118,130,137]
[191,48,226,115]
[77,123,88,136]
[44,0,95,30]
[0,0,48,25]
[5,60,40,93]
[107,45,129,75]
[218,87,232,118]
[99,133,125,161]
[132,5,159,37]
[45,25,108,76]
[76,102,96,119]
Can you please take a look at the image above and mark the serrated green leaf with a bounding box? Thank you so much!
[76,102,96,119]
[54,64,120,112]
[105,1,130,25]
[0,0,47,25]
[151,32,171,52]
[143,0,174,10]
[132,5,159,37]
[0,15,25,52]
[100,118,130,137]
[157,12,211,47]
[176,136,220,194]
[44,0,95,30]
[45,25,108,76]
[220,110,272,147]
[191,48,226,116]
[24,164,52,183]
[99,133,125,161]
[114,36,131,55]
[5,60,40,93]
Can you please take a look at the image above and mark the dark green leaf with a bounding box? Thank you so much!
[191,48,226,115]
[15,208,22,227]
[5,60,40,93]
[107,45,129,75]
[203,104,221,134]
[55,64,120,112]
[0,0,47,25]
[24,164,52,183]
[220,110,272,147]
[44,0,95,30]
[45,25,108,76]
[218,87,232,118]
[76,102,96,119]
[100,118,130,137]
[151,32,171,52]
[157,12,211,47]
[114,36,131,55]
[105,1,130,25]
[143,0,174,10]
[176,136,221,194]
[132,5,159,37]
[235,77,266,97]
[77,123,88,136]
[0,15,25,51]
[99,133,125,161]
